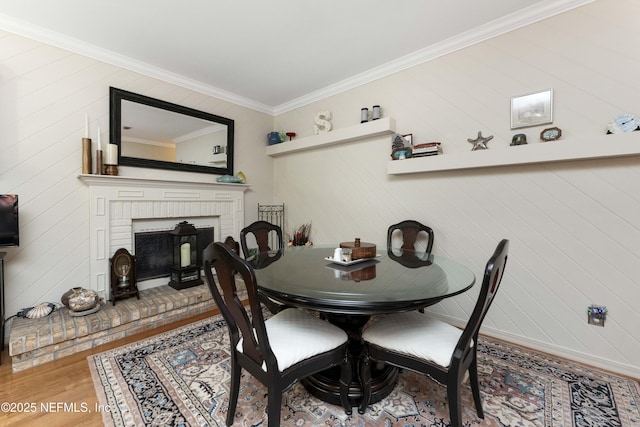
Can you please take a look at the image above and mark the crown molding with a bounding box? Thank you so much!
[272,0,594,115]
[1,0,593,117]
[0,13,275,115]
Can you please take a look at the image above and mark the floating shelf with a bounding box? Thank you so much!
[387,132,640,174]
[208,153,226,164]
[266,117,396,157]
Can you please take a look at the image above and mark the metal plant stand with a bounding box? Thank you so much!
[258,203,284,248]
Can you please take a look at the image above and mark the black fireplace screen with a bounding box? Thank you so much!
[135,227,214,281]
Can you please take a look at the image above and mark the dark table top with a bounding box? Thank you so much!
[250,246,476,315]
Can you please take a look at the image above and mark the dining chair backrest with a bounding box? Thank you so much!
[204,241,353,426]
[359,239,509,426]
[224,235,240,255]
[240,220,284,258]
[455,238,508,365]
[435,239,508,425]
[239,221,287,313]
[387,220,434,253]
[204,241,272,368]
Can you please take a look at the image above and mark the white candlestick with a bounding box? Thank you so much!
[84,114,89,138]
[97,126,102,151]
[180,243,191,267]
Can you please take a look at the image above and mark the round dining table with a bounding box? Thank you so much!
[249,245,476,408]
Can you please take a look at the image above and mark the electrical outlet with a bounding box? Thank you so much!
[587,304,607,327]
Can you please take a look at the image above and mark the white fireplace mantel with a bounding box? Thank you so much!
[78,174,249,299]
[78,174,250,191]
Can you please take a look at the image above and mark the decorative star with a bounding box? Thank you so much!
[467,131,493,151]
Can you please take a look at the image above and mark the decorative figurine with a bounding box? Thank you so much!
[510,133,527,146]
[267,132,281,145]
[391,134,407,150]
[314,111,332,134]
[391,147,412,160]
[468,131,493,151]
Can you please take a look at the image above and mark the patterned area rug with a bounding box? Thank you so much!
[89,313,640,427]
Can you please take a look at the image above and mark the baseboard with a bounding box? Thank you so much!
[431,313,640,380]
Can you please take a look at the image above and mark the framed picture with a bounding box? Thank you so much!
[510,89,553,129]
[402,134,413,146]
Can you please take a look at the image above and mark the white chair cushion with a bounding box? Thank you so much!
[237,308,348,372]
[361,311,464,368]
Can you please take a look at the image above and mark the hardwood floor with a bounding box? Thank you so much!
[3,308,636,427]
[0,309,219,427]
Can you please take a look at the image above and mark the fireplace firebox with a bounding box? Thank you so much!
[134,226,214,284]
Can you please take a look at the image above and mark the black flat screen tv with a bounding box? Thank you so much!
[0,194,19,247]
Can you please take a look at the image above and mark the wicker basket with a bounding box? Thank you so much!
[340,238,376,260]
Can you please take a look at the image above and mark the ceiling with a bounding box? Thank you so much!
[0,0,590,114]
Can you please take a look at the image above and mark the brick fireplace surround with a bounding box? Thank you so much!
[7,175,248,372]
[8,284,223,372]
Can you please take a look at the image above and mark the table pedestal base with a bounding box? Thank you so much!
[301,363,398,408]
[300,313,399,409]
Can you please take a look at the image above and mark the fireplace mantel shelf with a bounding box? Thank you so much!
[78,174,250,190]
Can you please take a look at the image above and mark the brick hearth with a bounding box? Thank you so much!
[7,283,242,373]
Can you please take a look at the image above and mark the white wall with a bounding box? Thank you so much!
[1,0,638,379]
[0,29,274,333]
[273,0,640,377]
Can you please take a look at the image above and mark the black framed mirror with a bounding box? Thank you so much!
[109,87,234,175]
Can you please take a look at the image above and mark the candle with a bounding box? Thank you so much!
[105,144,118,165]
[84,114,89,138]
[97,126,102,151]
[360,107,369,123]
[180,243,191,267]
[372,105,381,120]
[104,144,111,164]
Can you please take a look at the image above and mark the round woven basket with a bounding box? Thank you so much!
[340,238,376,260]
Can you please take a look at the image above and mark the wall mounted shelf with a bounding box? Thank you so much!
[266,117,396,157]
[387,133,640,174]
[209,153,226,164]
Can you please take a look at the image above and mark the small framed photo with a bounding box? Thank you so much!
[510,89,553,129]
[402,134,413,146]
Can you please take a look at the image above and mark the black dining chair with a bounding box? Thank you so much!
[386,220,434,253]
[240,220,284,258]
[223,235,240,255]
[387,220,435,312]
[204,242,353,427]
[240,220,288,313]
[359,239,509,427]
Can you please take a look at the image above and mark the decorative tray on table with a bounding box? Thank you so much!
[324,255,380,266]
